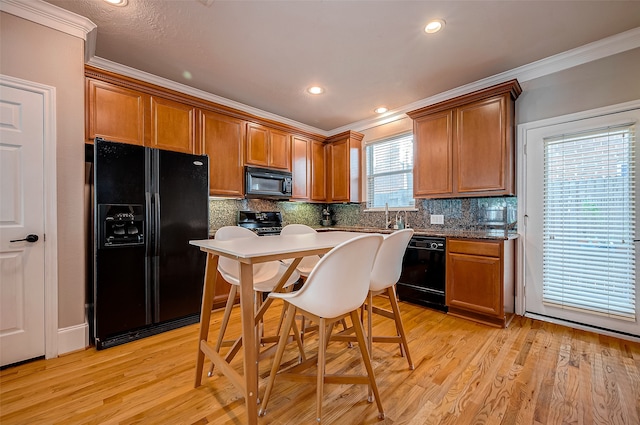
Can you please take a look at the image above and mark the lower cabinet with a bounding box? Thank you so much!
[446,238,515,327]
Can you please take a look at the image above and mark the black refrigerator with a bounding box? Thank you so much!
[92,138,209,349]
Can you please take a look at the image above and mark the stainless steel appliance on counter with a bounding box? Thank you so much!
[397,236,447,312]
[90,138,209,349]
[237,210,283,235]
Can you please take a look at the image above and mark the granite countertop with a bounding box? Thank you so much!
[314,226,519,240]
[208,226,519,240]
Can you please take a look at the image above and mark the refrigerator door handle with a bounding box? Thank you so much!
[153,191,162,323]
[145,191,153,257]
[154,192,161,256]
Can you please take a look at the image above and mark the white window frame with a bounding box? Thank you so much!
[364,132,415,211]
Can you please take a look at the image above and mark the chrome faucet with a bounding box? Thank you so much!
[384,203,393,229]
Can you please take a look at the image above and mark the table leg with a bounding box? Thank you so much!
[239,262,259,425]
[195,253,219,387]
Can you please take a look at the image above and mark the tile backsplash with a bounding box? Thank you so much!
[329,197,517,231]
[209,197,517,233]
[208,199,323,232]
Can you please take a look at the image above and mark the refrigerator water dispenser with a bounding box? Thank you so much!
[98,204,144,247]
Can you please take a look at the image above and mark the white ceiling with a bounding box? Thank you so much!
[42,0,640,133]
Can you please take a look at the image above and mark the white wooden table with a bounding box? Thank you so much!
[189,231,371,425]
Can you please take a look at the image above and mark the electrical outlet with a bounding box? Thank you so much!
[430,214,444,225]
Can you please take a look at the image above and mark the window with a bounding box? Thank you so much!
[365,133,414,209]
[543,124,636,320]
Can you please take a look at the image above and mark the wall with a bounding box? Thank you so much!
[0,12,86,330]
[517,47,640,124]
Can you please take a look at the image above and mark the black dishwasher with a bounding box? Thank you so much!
[397,236,447,312]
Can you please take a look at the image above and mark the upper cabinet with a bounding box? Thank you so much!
[408,80,521,198]
[148,96,196,154]
[291,135,311,200]
[245,123,291,170]
[86,78,196,154]
[325,131,364,203]
[310,139,327,202]
[199,110,245,197]
[86,78,147,146]
[84,66,343,200]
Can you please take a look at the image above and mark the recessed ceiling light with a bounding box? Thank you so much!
[424,19,445,34]
[307,86,324,95]
[103,0,128,6]
[374,107,388,114]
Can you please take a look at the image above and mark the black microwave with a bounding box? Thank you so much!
[245,166,292,199]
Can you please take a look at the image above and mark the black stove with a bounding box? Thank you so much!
[237,211,283,236]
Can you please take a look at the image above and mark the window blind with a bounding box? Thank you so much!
[543,124,636,320]
[365,133,414,209]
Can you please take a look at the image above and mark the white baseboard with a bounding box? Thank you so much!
[525,313,640,343]
[57,322,89,355]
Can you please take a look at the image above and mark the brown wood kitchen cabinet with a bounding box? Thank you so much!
[199,110,246,197]
[245,123,291,170]
[325,130,363,203]
[446,238,515,327]
[310,139,327,202]
[86,78,147,146]
[291,135,311,200]
[86,78,197,154]
[148,96,196,154]
[408,80,521,198]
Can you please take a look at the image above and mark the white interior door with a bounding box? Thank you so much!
[523,106,640,337]
[0,81,46,366]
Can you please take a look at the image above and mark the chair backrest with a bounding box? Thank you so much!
[280,224,317,236]
[215,226,258,278]
[370,229,414,292]
[290,234,383,318]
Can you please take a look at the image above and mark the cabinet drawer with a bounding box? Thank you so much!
[448,239,501,257]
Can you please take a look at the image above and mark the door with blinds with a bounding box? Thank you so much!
[523,105,639,337]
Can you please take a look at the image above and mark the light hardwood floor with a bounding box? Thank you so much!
[2,299,639,424]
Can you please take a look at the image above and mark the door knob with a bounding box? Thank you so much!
[10,234,39,243]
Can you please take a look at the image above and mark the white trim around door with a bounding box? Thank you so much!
[517,99,640,340]
[0,74,59,359]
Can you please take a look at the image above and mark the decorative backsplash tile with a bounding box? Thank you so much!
[208,199,323,232]
[209,196,517,233]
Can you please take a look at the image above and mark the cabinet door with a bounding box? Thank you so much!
[199,110,245,197]
[413,110,453,197]
[327,139,349,202]
[456,95,508,194]
[446,252,502,317]
[269,129,291,170]
[310,140,326,201]
[87,79,146,145]
[149,96,196,153]
[291,135,310,200]
[245,123,269,167]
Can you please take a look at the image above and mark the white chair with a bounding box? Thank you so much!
[279,224,320,277]
[366,229,414,369]
[259,234,385,423]
[328,229,414,401]
[208,226,302,375]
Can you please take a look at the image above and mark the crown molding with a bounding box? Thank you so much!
[86,56,329,137]
[0,0,96,44]
[5,0,638,137]
[339,26,640,135]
